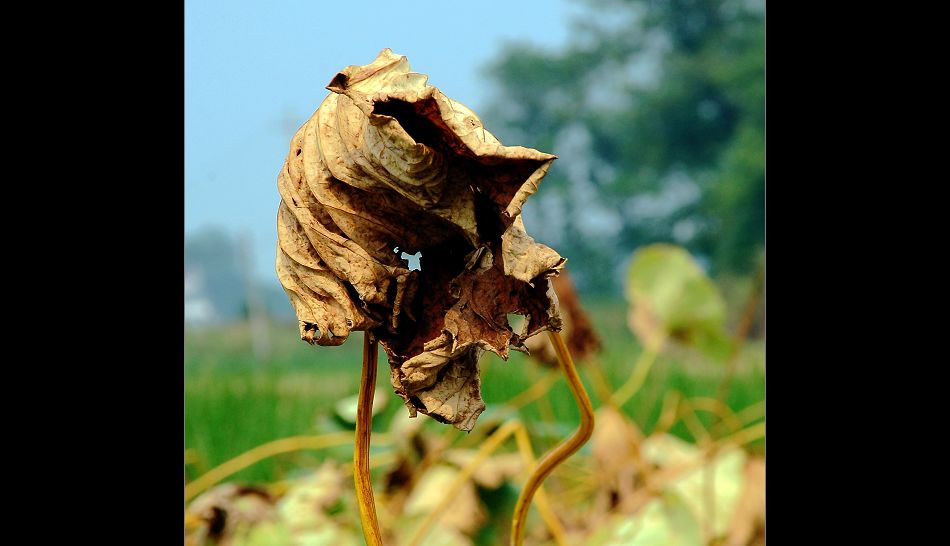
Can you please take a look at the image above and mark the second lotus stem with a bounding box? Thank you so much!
[510,329,595,546]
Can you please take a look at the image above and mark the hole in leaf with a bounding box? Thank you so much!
[401,250,422,272]
[506,313,525,330]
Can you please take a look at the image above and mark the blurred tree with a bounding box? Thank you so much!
[482,0,764,294]
[186,227,298,325]
[185,228,248,322]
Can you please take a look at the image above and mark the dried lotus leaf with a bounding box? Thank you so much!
[276,48,564,430]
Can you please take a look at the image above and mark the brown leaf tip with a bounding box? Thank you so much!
[325,73,347,93]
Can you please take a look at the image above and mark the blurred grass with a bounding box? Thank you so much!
[185,301,764,485]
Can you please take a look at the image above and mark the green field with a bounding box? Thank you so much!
[185,302,764,486]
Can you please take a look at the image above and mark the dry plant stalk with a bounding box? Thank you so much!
[510,331,595,546]
[184,431,357,502]
[404,419,570,546]
[354,333,383,545]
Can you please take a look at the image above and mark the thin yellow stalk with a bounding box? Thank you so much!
[652,391,682,436]
[678,398,712,446]
[184,431,357,502]
[513,424,570,546]
[733,400,766,425]
[386,424,459,516]
[689,397,744,435]
[719,421,765,446]
[586,356,620,408]
[405,420,522,546]
[610,340,663,408]
[355,332,383,545]
[506,370,561,412]
[511,330,594,546]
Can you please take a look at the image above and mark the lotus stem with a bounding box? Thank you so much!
[513,424,570,546]
[355,332,383,546]
[510,330,594,546]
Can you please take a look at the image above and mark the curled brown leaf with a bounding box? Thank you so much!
[276,49,564,430]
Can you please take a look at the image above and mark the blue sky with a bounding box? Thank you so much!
[185,0,581,280]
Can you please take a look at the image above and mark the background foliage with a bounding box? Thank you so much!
[483,0,764,294]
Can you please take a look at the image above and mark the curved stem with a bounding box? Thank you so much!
[511,330,595,546]
[513,424,570,546]
[355,332,383,545]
